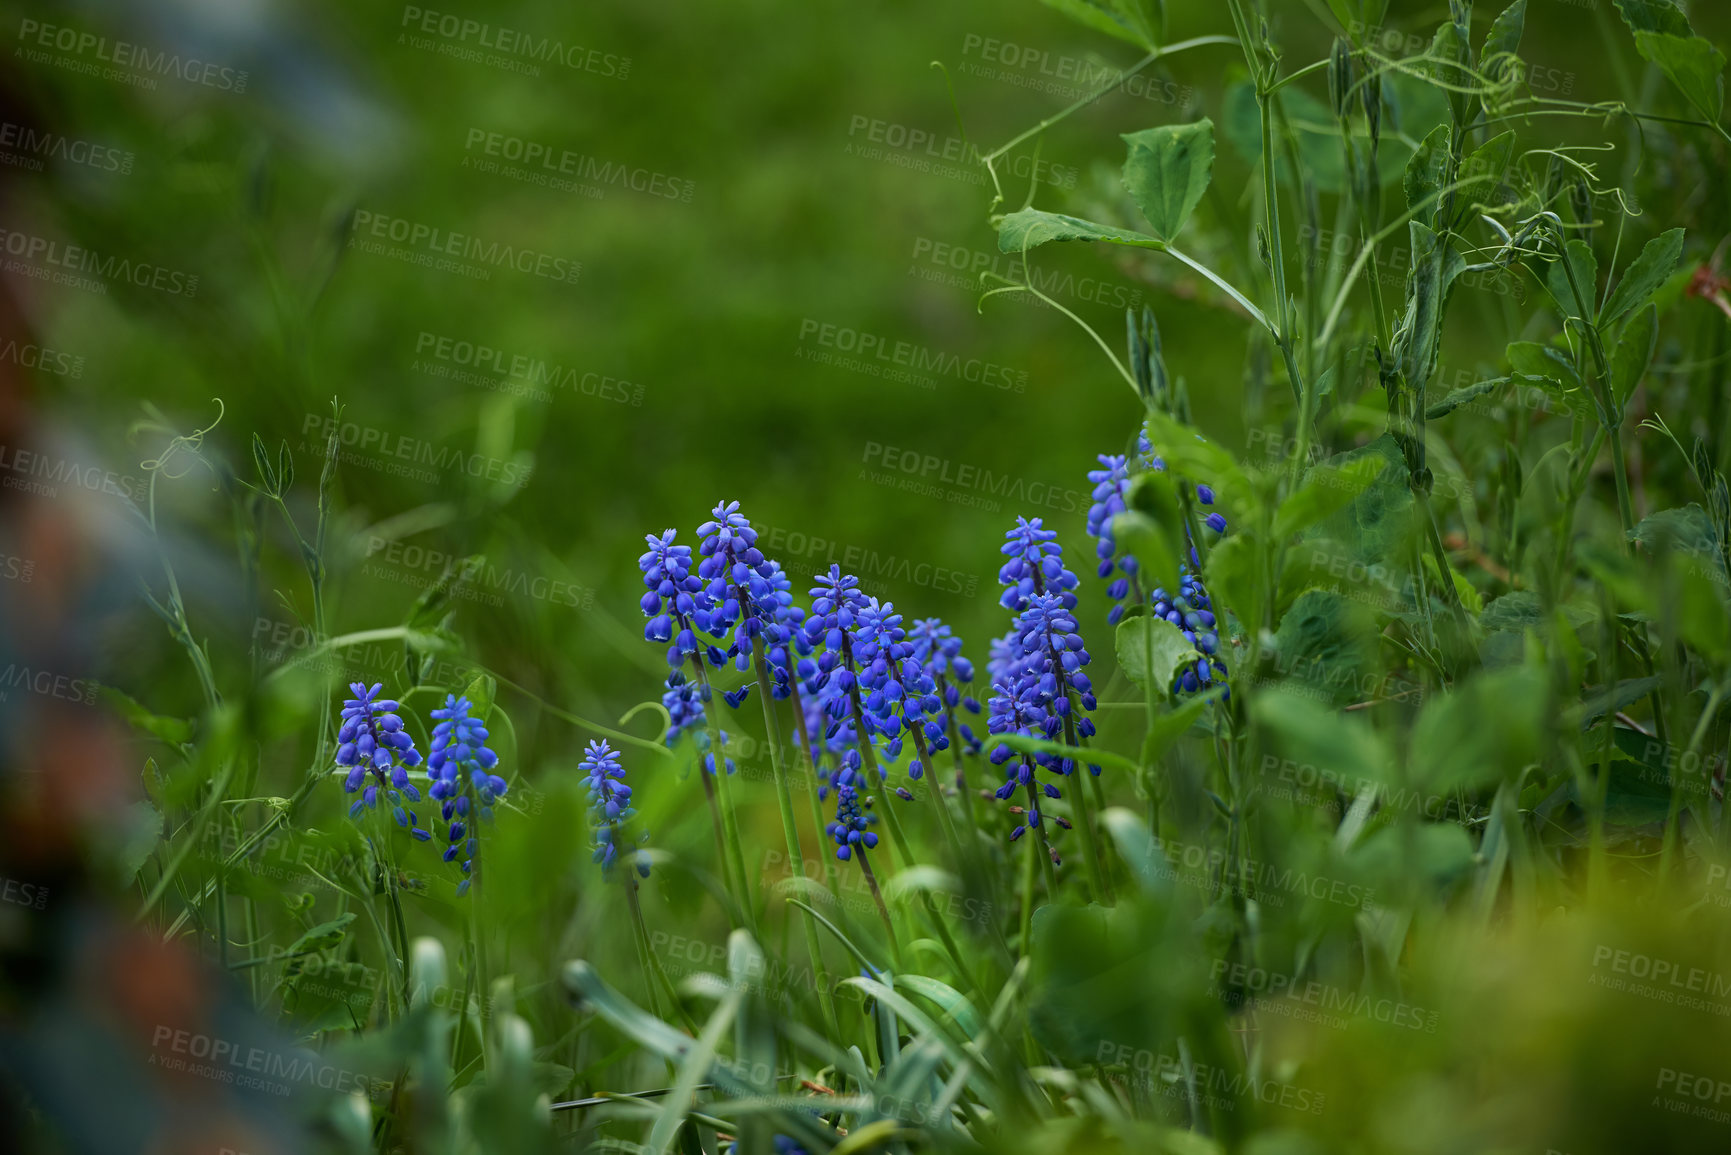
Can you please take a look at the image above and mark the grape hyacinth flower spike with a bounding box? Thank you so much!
[696,499,779,695]
[582,739,648,878]
[639,529,705,668]
[427,694,508,895]
[336,682,430,841]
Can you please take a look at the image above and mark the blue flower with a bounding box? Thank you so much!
[427,695,506,894]
[582,739,648,877]
[660,672,735,776]
[908,617,982,754]
[639,530,705,667]
[696,500,780,685]
[1084,438,1231,695]
[998,516,1079,614]
[336,682,430,840]
[826,780,879,861]
[761,560,809,701]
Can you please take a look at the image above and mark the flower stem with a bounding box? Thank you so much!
[690,657,754,928]
[856,850,901,968]
[752,653,842,1038]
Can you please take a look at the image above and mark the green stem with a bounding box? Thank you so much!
[690,657,754,928]
[751,653,842,1038]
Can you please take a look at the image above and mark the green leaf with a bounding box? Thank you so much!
[1544,238,1599,322]
[1480,0,1528,83]
[1038,0,1161,50]
[1394,222,1466,391]
[1454,130,1517,229]
[1274,454,1384,539]
[1271,589,1381,705]
[1305,435,1417,569]
[995,207,1161,254]
[252,431,278,493]
[1410,666,1549,792]
[1610,302,1658,411]
[894,974,984,1040]
[284,914,357,959]
[1252,686,1393,788]
[994,731,1141,776]
[1506,341,1594,420]
[1600,228,1685,327]
[1115,615,1203,699]
[1633,31,1725,120]
[1140,690,1221,770]
[99,686,196,746]
[1424,375,1509,420]
[1119,468,1186,594]
[1121,119,1214,241]
[1402,124,1451,218]
[1203,532,1261,636]
[1614,0,1693,36]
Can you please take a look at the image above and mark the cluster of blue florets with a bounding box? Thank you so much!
[1085,435,1229,693]
[335,684,527,893]
[582,739,648,878]
[427,694,507,894]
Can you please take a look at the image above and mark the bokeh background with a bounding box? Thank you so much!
[5,0,1731,1151]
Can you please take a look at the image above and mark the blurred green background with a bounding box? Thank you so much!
[6,1,1731,1151]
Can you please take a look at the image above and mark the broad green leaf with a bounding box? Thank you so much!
[1138,690,1220,773]
[1429,19,1476,127]
[1610,302,1658,411]
[1203,533,1261,640]
[284,914,358,959]
[1394,221,1465,391]
[1600,227,1684,327]
[894,974,984,1039]
[1252,686,1393,788]
[1409,666,1548,792]
[1424,375,1509,420]
[1544,238,1599,322]
[1614,0,1693,36]
[1454,130,1516,229]
[1274,454,1384,539]
[1270,589,1381,705]
[1121,119,1214,241]
[1306,434,1417,569]
[100,686,196,746]
[1403,123,1451,217]
[1027,902,1181,1064]
[1115,614,1203,698]
[1143,412,1256,520]
[994,731,1140,776]
[1633,31,1725,120]
[995,207,1162,254]
[1506,340,1593,419]
[1480,0,1528,87]
[1120,468,1186,593]
[1038,0,1161,50]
